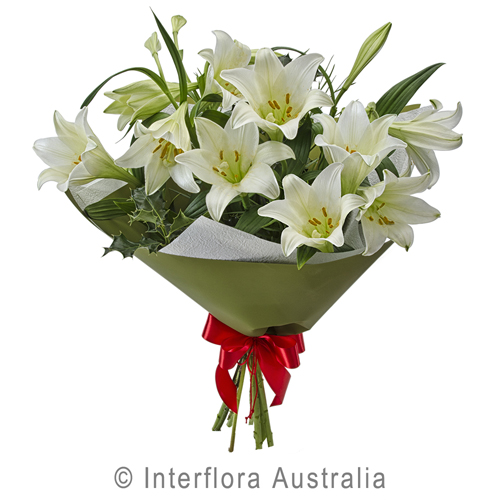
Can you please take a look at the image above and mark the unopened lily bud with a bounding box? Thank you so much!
[144,32,161,56]
[366,102,379,122]
[343,22,392,90]
[171,15,187,35]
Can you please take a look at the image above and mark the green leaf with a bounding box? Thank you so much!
[138,236,163,254]
[184,190,208,219]
[201,109,230,128]
[376,63,444,116]
[375,155,399,181]
[85,198,133,220]
[167,210,194,237]
[296,245,319,270]
[103,233,140,258]
[235,206,272,235]
[113,200,136,214]
[285,116,313,176]
[152,10,188,103]
[131,187,167,218]
[129,209,159,225]
[81,67,171,109]
[301,169,321,183]
[142,111,171,128]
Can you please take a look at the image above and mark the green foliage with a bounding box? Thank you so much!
[167,210,194,238]
[376,63,444,116]
[85,198,135,220]
[235,206,272,235]
[201,109,230,128]
[375,155,399,181]
[184,190,209,219]
[81,67,171,109]
[296,245,319,270]
[284,116,313,176]
[152,10,188,103]
[103,233,140,258]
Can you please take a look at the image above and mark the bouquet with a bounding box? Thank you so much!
[33,11,463,451]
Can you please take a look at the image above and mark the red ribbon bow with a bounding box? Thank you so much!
[202,314,305,417]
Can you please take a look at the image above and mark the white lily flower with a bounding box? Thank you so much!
[175,117,294,221]
[222,48,332,140]
[258,164,365,256]
[115,102,198,195]
[34,108,140,192]
[390,100,463,188]
[357,170,440,256]
[198,30,252,109]
[314,100,406,194]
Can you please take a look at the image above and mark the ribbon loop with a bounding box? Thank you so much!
[202,314,305,415]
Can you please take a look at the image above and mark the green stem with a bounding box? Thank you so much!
[256,364,274,447]
[240,193,250,211]
[229,362,246,453]
[153,54,178,110]
[212,365,241,431]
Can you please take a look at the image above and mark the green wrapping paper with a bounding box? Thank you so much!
[67,179,392,337]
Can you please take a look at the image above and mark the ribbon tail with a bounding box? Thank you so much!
[258,347,291,407]
[215,365,238,413]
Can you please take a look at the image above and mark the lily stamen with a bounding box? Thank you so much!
[235,150,240,162]
[273,100,281,110]
[220,150,224,160]
[322,207,328,217]
[308,219,317,226]
[160,142,170,159]
[285,93,290,105]
[268,100,276,110]
[152,143,163,154]
[286,106,292,114]
[312,217,322,225]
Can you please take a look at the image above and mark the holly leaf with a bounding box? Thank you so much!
[138,236,163,253]
[103,234,140,258]
[129,209,159,225]
[167,210,194,238]
[131,187,167,218]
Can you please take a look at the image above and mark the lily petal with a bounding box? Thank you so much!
[237,163,279,199]
[206,184,239,221]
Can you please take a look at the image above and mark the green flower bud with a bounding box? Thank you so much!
[144,32,161,57]
[171,15,187,35]
[343,22,392,90]
[365,102,379,122]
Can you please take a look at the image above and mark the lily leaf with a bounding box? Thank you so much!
[184,190,208,219]
[201,109,230,128]
[375,155,399,181]
[85,198,134,220]
[235,206,272,235]
[152,10,188,103]
[81,67,171,109]
[376,63,444,116]
[296,245,319,270]
[284,116,313,176]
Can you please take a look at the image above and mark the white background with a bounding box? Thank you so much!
[1,0,498,498]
